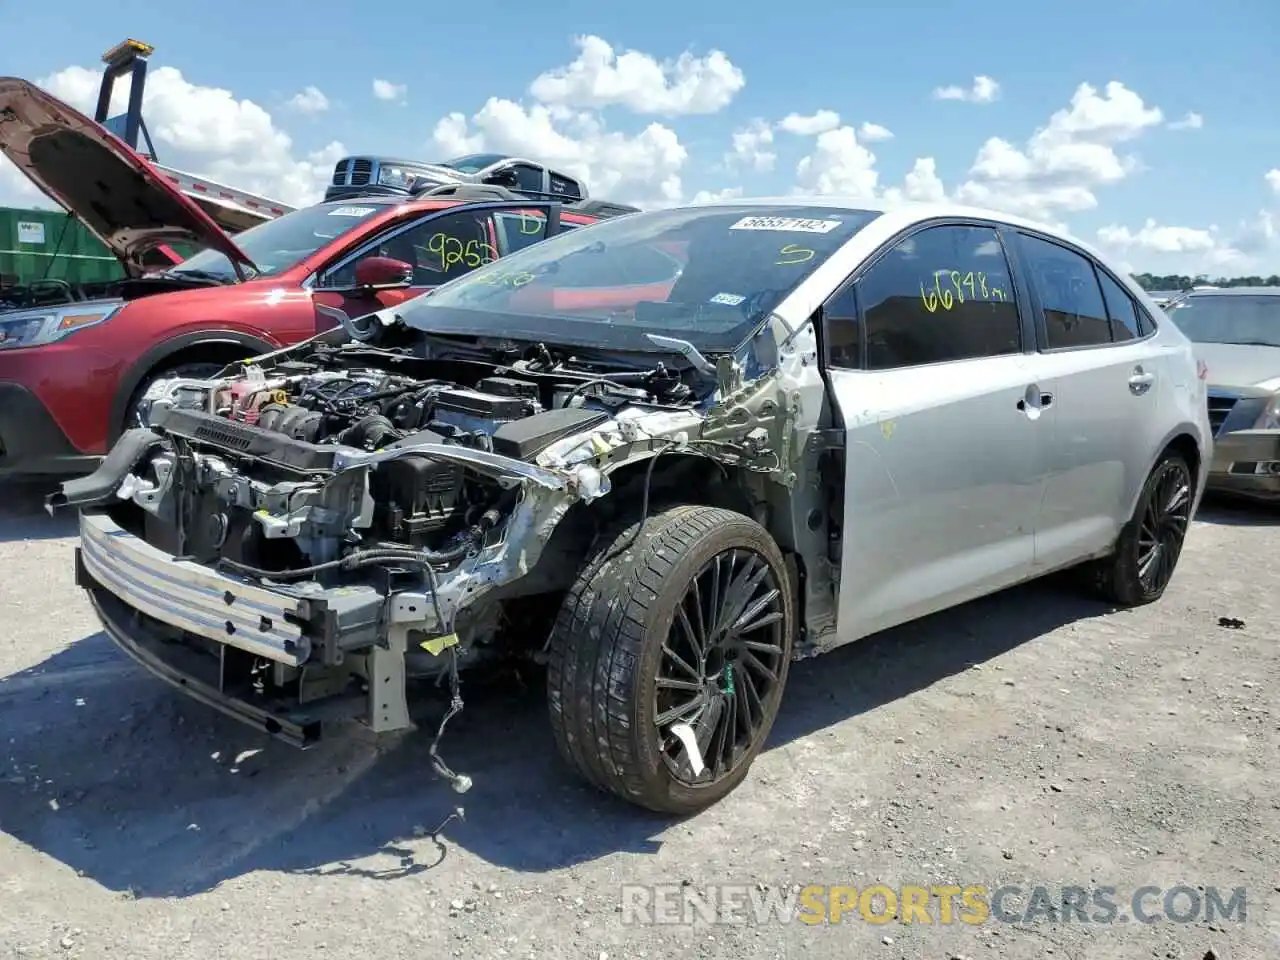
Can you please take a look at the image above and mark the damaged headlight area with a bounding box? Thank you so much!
[56,338,791,796]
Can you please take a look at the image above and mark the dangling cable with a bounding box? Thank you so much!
[428,645,471,793]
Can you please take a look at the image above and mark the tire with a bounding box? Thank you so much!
[1088,452,1194,606]
[123,361,227,430]
[546,504,795,815]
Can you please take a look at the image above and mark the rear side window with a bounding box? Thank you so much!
[495,210,550,255]
[549,172,583,199]
[854,223,1022,370]
[1019,234,1112,348]
[1096,270,1141,341]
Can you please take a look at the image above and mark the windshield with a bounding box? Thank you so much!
[169,202,387,280]
[399,204,882,354]
[439,154,509,174]
[1166,294,1280,346]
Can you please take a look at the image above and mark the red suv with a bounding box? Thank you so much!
[0,78,620,478]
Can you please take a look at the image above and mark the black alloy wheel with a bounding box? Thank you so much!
[1089,451,1195,606]
[655,547,787,786]
[1135,456,1192,596]
[545,504,795,814]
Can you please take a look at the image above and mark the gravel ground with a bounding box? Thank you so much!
[0,479,1276,960]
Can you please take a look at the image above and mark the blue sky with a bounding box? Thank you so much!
[1,0,1277,275]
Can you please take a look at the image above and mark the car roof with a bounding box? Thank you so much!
[685,195,1100,257]
[309,196,599,222]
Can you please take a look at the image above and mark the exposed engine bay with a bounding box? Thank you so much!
[127,339,725,567]
[57,327,823,792]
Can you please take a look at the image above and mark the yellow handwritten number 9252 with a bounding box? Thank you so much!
[425,232,498,270]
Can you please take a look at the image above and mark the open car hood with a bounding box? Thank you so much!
[0,77,257,279]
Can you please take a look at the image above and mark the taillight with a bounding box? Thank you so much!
[1196,359,1208,381]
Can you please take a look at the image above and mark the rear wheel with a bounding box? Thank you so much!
[546,504,794,814]
[1089,452,1193,606]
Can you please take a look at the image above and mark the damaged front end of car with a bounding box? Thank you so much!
[50,319,811,789]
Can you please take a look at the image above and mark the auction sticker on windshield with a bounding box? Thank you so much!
[329,206,377,217]
[729,216,843,234]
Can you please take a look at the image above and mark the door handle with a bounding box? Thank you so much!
[1128,371,1155,395]
[1016,392,1054,412]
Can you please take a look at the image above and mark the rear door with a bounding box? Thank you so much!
[1012,231,1165,568]
[310,202,560,333]
[826,221,1049,640]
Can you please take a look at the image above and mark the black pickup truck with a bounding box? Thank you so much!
[325,152,640,219]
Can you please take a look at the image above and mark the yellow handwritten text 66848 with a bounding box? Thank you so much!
[424,233,498,271]
[920,269,1007,312]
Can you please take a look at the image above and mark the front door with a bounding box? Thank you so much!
[824,222,1050,641]
[310,204,558,334]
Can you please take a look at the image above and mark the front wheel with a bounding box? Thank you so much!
[1088,452,1194,606]
[124,361,227,430]
[546,504,795,815]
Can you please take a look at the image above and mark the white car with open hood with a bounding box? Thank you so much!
[51,198,1211,813]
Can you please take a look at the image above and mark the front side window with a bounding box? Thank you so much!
[508,164,545,194]
[855,224,1022,370]
[168,201,386,281]
[323,209,497,288]
[1019,234,1112,348]
[823,281,860,369]
[1165,294,1280,346]
[402,204,883,354]
[440,153,509,174]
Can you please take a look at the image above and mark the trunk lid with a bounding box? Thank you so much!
[0,77,258,279]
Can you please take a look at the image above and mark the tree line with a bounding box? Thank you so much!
[1131,273,1280,291]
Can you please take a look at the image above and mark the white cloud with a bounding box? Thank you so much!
[857,122,894,142]
[724,119,775,172]
[881,158,947,206]
[933,76,1001,103]
[793,125,880,200]
[951,80,1164,222]
[0,159,42,207]
[1167,111,1203,131]
[692,186,744,203]
[787,124,937,210]
[1097,219,1217,254]
[0,64,345,209]
[528,35,744,116]
[372,79,406,103]
[286,85,330,114]
[777,110,841,136]
[1095,210,1280,274]
[1266,169,1280,195]
[432,100,687,208]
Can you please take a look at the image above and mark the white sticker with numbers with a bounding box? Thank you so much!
[729,215,842,234]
